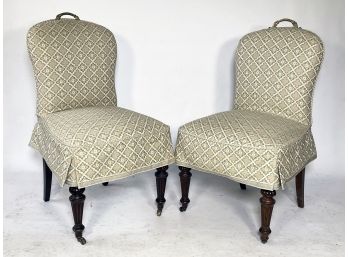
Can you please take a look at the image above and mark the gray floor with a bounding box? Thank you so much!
[4,165,344,257]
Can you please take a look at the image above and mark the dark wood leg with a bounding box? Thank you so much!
[155,166,168,216]
[296,168,305,208]
[69,187,86,245]
[240,183,246,190]
[259,189,276,243]
[43,159,52,202]
[178,166,192,212]
[102,182,109,186]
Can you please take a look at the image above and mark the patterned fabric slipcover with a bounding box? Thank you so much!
[28,16,174,188]
[175,22,324,190]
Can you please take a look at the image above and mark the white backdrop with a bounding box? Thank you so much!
[4,0,345,178]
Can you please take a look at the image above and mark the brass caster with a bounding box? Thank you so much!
[156,202,164,216]
[156,209,162,216]
[260,236,268,244]
[179,203,188,212]
[259,228,270,244]
[77,236,86,245]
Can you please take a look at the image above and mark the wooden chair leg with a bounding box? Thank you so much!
[43,159,52,202]
[178,166,192,212]
[102,182,109,186]
[155,166,169,216]
[296,168,305,208]
[69,187,86,245]
[259,189,276,243]
[240,183,246,190]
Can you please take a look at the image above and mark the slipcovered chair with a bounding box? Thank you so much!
[27,13,175,244]
[175,19,324,243]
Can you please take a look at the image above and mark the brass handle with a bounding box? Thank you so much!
[55,12,80,20]
[273,18,298,28]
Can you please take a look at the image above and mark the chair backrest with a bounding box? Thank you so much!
[234,19,324,125]
[27,13,117,116]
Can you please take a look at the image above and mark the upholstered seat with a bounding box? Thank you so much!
[175,18,324,243]
[30,106,174,188]
[176,109,315,190]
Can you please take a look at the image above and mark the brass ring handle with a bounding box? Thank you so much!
[272,18,298,28]
[55,12,80,20]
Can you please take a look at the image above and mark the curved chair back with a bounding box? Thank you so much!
[234,19,324,125]
[27,13,117,116]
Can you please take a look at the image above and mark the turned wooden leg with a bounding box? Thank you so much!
[43,159,52,202]
[69,187,86,245]
[259,189,276,243]
[102,182,109,186]
[155,166,168,216]
[296,168,305,208]
[178,166,192,212]
[240,183,246,190]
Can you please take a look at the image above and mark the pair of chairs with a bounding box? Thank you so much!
[27,13,324,245]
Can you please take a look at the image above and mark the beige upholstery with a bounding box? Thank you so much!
[175,22,324,190]
[27,18,117,116]
[28,16,174,188]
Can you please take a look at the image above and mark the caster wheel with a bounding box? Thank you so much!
[260,236,269,244]
[77,237,86,245]
[179,203,188,212]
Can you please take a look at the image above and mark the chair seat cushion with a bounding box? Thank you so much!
[30,106,175,188]
[175,110,316,190]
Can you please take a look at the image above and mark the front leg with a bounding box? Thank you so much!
[69,187,86,245]
[155,166,169,216]
[259,189,276,243]
[178,166,192,212]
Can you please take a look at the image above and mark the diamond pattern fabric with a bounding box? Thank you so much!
[27,18,117,116]
[30,106,174,188]
[234,27,324,125]
[28,17,174,188]
[175,110,316,190]
[175,24,324,190]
